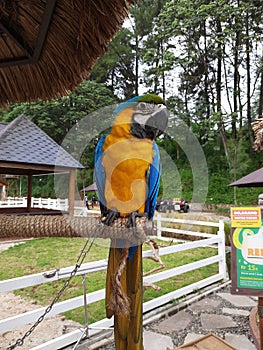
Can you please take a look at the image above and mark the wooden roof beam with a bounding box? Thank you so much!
[33,0,57,62]
[0,0,56,68]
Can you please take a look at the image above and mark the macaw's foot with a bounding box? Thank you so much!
[126,212,147,236]
[102,208,120,226]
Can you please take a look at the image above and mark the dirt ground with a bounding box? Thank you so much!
[0,291,82,350]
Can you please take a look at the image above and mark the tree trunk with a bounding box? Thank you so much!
[135,34,139,96]
[245,11,254,150]
[258,54,263,118]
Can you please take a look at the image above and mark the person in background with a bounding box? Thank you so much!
[91,195,97,208]
[84,195,90,210]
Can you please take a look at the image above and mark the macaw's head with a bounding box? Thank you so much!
[111,94,169,140]
[130,94,169,140]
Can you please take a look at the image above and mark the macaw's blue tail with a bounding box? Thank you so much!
[106,243,143,350]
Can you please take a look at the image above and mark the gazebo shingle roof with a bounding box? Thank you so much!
[0,115,83,170]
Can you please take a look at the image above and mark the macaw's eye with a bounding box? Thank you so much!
[136,102,155,115]
[138,102,147,110]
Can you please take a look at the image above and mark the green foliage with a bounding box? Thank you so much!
[0,80,118,145]
[1,1,263,204]
[90,28,136,99]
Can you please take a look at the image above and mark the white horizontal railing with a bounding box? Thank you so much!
[0,197,69,211]
[0,215,227,350]
[0,197,27,207]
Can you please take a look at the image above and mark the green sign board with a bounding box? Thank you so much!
[231,220,263,296]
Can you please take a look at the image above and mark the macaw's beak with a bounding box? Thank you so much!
[131,103,169,140]
[145,104,169,135]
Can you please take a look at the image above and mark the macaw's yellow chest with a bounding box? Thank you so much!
[102,135,153,217]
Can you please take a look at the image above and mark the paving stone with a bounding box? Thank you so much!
[225,333,256,350]
[144,330,173,350]
[200,313,238,329]
[154,310,193,332]
[183,333,205,344]
[189,298,221,313]
[223,307,250,317]
[218,293,257,307]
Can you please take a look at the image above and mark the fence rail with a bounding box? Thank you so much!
[0,210,227,350]
[0,197,69,211]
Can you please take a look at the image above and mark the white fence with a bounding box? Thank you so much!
[0,213,227,350]
[0,197,69,211]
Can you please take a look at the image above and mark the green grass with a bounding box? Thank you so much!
[0,237,218,324]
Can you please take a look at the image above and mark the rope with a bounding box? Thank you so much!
[107,247,130,315]
[0,215,150,242]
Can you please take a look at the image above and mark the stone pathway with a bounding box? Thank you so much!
[143,284,257,350]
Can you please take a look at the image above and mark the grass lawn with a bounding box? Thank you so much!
[0,234,219,325]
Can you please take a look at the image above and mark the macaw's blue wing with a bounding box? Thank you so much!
[145,141,161,219]
[94,134,107,214]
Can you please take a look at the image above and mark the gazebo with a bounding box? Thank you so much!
[81,182,98,192]
[0,114,83,215]
[228,168,263,188]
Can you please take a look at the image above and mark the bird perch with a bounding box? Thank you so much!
[0,215,150,242]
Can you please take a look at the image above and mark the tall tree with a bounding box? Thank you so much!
[129,0,170,95]
[89,29,136,99]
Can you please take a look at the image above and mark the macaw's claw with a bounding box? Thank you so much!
[103,208,120,226]
[126,212,147,237]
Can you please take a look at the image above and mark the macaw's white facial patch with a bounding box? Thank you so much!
[133,103,168,128]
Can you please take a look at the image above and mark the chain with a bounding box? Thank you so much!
[6,237,96,350]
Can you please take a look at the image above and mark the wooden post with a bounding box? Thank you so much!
[68,169,75,216]
[27,174,32,212]
[258,297,263,350]
[156,212,162,239]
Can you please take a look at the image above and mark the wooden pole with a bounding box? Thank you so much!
[68,169,75,216]
[27,174,32,212]
[258,297,263,350]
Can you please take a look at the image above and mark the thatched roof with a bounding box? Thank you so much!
[0,0,136,107]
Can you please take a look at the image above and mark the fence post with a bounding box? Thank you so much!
[65,198,69,212]
[218,219,227,280]
[46,197,51,209]
[156,212,162,239]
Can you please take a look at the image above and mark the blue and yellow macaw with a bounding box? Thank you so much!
[94,94,168,350]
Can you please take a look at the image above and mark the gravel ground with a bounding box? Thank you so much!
[100,283,256,349]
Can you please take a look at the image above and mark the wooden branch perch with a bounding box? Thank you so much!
[143,239,165,277]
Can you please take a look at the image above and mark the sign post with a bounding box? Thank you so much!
[230,207,263,350]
